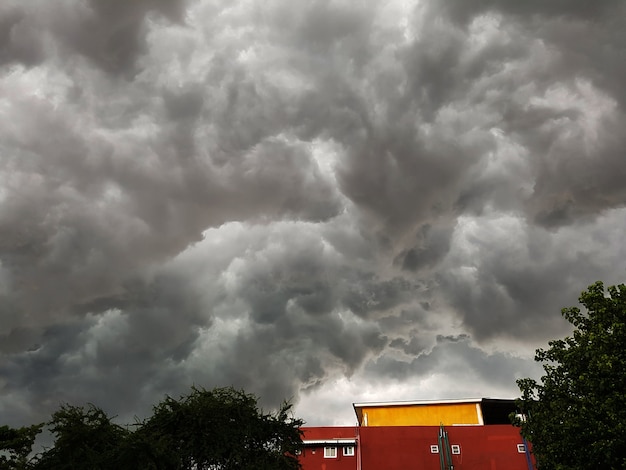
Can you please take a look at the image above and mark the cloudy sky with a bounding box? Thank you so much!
[1,0,625,428]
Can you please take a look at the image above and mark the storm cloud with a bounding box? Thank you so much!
[1,0,625,427]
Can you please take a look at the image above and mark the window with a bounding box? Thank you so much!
[451,445,461,455]
[343,446,355,456]
[517,444,526,453]
[430,445,439,453]
[324,447,337,458]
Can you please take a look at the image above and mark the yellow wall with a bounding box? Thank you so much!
[359,403,480,426]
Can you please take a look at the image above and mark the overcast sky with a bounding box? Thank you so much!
[1,0,625,428]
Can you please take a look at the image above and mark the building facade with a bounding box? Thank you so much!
[299,398,535,470]
[300,427,359,470]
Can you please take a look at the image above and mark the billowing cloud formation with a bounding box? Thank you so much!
[1,0,625,427]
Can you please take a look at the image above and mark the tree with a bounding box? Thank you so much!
[32,404,128,470]
[132,386,303,470]
[14,386,302,470]
[515,281,626,470]
[0,424,42,470]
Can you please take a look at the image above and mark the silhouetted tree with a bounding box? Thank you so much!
[29,386,302,470]
[516,282,626,469]
[0,424,42,470]
[32,404,128,470]
[133,386,303,470]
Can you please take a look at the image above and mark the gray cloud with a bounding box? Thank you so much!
[438,211,626,343]
[1,0,626,428]
[366,334,543,393]
[435,0,624,23]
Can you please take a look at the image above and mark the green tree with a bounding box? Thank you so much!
[132,386,303,470]
[516,281,626,470]
[32,404,128,470]
[18,386,302,470]
[0,424,42,470]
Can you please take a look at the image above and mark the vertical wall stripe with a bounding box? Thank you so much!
[476,403,484,425]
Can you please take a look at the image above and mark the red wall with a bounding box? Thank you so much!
[300,425,535,470]
[359,425,533,470]
[300,427,358,470]
[298,445,358,470]
[302,427,358,441]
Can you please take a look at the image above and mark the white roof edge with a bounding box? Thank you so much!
[302,439,357,445]
[353,398,484,408]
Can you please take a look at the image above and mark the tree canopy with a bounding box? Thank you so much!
[516,281,626,470]
[1,386,302,470]
[128,387,303,470]
[0,424,42,470]
[32,404,129,470]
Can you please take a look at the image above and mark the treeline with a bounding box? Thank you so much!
[1,386,303,470]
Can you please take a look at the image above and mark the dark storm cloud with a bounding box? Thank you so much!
[341,276,417,318]
[0,7,44,66]
[0,272,206,424]
[434,0,624,23]
[397,222,454,272]
[182,224,388,402]
[438,213,626,342]
[0,0,186,71]
[198,308,386,407]
[0,58,341,338]
[422,0,626,227]
[1,0,626,428]
[366,334,542,392]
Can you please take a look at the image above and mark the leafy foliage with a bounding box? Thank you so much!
[32,404,128,470]
[516,282,626,470]
[133,386,303,470]
[0,424,42,470]
[11,386,302,470]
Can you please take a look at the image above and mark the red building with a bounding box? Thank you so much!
[300,427,359,470]
[299,398,535,470]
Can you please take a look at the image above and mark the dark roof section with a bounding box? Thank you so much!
[481,398,517,425]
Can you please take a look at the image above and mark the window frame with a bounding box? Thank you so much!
[430,445,439,453]
[451,444,461,455]
[517,444,526,453]
[324,446,338,458]
[343,445,355,456]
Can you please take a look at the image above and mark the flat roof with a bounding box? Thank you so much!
[353,397,515,408]
[353,398,483,408]
[302,439,357,446]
